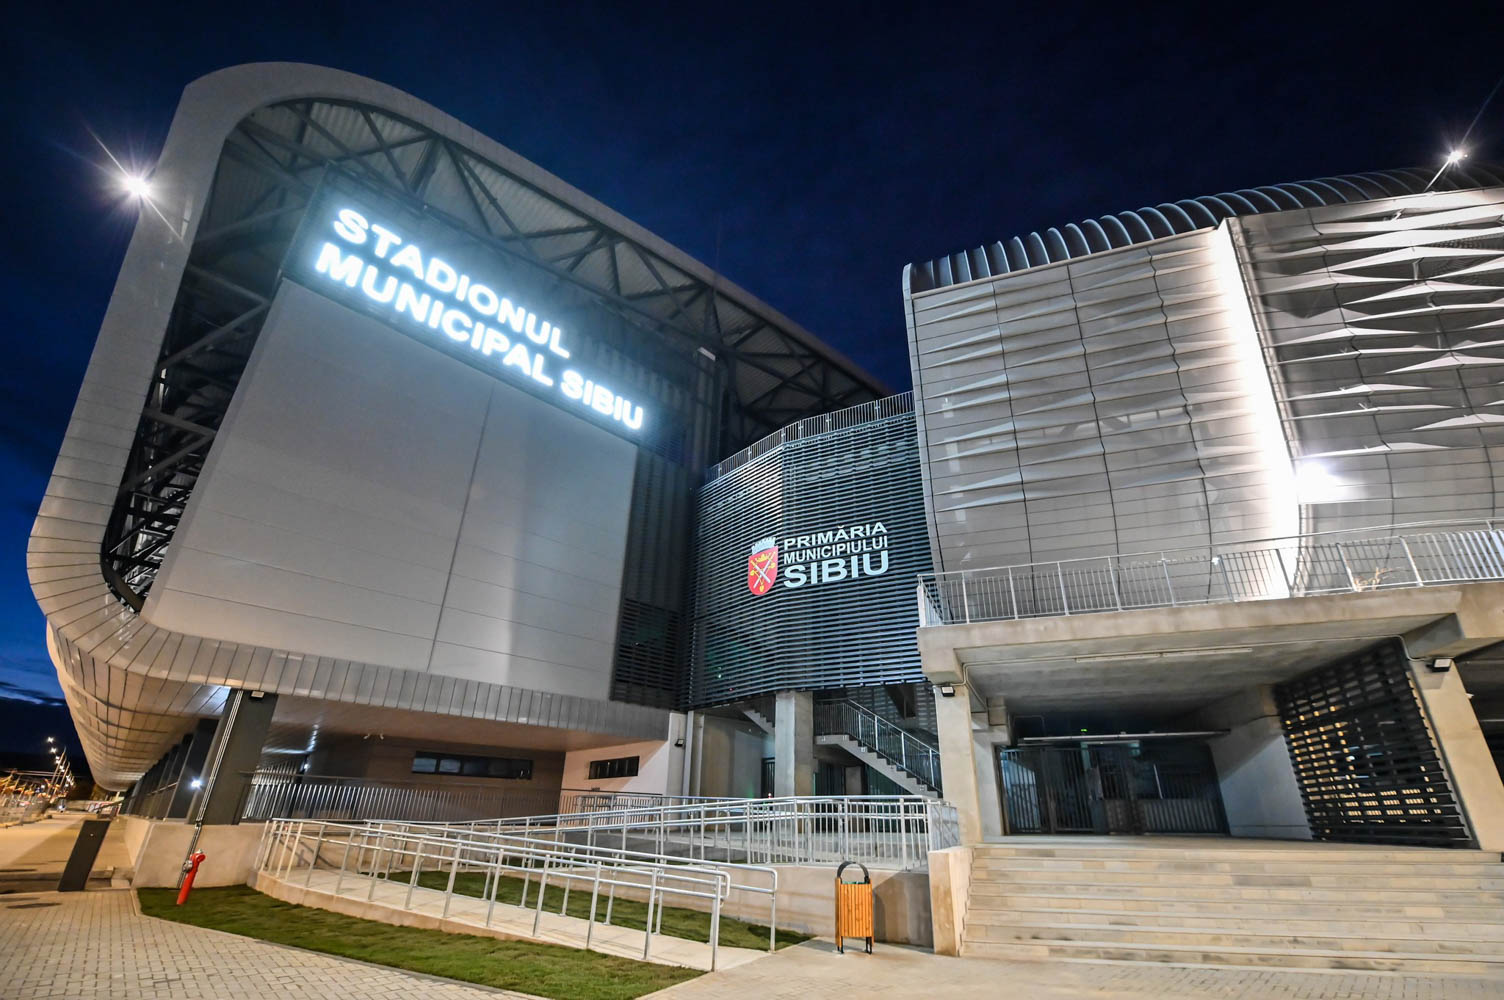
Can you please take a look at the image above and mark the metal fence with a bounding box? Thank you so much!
[815,701,941,793]
[918,520,1504,627]
[255,816,777,970]
[461,795,958,871]
[240,773,726,824]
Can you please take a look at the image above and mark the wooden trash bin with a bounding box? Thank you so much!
[834,860,873,954]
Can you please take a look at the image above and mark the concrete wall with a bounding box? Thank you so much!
[121,817,267,888]
[309,734,566,791]
[560,716,686,796]
[926,846,973,956]
[1198,687,1310,840]
[694,715,769,799]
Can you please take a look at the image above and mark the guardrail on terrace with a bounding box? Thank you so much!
[460,795,960,871]
[917,520,1504,627]
[255,816,775,970]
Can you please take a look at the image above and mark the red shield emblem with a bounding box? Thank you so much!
[747,537,778,595]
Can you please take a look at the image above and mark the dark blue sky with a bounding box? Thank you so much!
[2,2,1501,714]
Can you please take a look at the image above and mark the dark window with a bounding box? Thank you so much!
[588,756,640,780]
[412,752,534,780]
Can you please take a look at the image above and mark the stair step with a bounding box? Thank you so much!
[967,893,1504,922]
[973,857,1504,876]
[969,907,1504,939]
[964,919,1504,954]
[968,881,1504,906]
[959,937,1504,974]
[971,865,1504,889]
[976,845,1500,865]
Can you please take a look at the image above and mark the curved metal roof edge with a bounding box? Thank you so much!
[907,163,1504,294]
[191,62,890,395]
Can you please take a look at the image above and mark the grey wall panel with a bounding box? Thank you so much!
[147,282,636,702]
[907,227,1298,572]
[1232,185,1504,535]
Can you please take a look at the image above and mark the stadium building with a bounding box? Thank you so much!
[27,62,1504,892]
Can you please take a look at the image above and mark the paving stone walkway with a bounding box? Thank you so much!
[4,886,1503,999]
[0,888,519,998]
[648,937,1504,1000]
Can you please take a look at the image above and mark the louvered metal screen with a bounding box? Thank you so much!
[689,400,931,705]
[1276,640,1472,848]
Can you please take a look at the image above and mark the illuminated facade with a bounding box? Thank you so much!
[27,64,887,810]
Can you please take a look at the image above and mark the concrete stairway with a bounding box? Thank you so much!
[814,733,938,798]
[962,840,1504,974]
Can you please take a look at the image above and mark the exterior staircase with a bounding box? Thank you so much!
[961,839,1504,974]
[815,700,940,799]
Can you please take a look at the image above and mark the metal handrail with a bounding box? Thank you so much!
[918,520,1504,627]
[255,816,775,969]
[815,701,941,792]
[455,795,958,871]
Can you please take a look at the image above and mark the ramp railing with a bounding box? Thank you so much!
[255,816,778,970]
[443,795,958,871]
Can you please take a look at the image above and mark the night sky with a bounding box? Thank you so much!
[2,2,1500,748]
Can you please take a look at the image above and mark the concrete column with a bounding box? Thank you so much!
[773,690,814,797]
[191,690,278,825]
[933,682,1007,845]
[166,718,220,819]
[1409,660,1504,851]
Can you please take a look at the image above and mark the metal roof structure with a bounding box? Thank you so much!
[101,88,888,612]
[908,164,1504,293]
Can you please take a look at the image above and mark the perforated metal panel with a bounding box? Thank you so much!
[1276,640,1471,848]
[690,399,931,705]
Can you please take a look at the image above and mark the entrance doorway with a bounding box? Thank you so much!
[998,742,1226,835]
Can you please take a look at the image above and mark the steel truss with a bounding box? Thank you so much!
[102,98,883,610]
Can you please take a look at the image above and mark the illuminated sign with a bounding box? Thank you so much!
[748,520,889,593]
[300,204,643,432]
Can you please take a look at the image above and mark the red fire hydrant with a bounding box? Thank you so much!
[176,852,206,905]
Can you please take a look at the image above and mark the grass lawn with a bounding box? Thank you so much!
[392,869,807,952]
[138,885,700,1000]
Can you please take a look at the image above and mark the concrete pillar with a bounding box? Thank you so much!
[191,690,278,825]
[773,690,814,797]
[166,718,220,819]
[1409,660,1504,851]
[933,682,1007,845]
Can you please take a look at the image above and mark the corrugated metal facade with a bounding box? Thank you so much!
[905,226,1296,573]
[1231,185,1504,535]
[689,400,931,705]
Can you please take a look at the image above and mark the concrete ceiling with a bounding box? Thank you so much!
[959,636,1383,714]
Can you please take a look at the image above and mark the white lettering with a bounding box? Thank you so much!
[441,309,472,343]
[315,242,364,287]
[333,209,368,244]
[309,210,643,432]
[370,224,402,259]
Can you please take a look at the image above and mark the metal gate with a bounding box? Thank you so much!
[998,743,1227,835]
